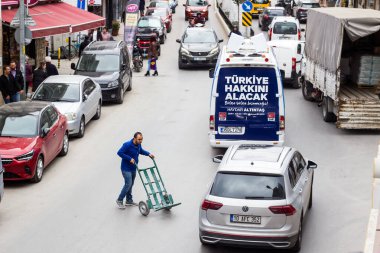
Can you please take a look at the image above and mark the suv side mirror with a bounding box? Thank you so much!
[307,160,317,169]
[71,63,76,70]
[209,68,215,78]
[213,155,224,163]
[41,128,50,137]
[297,44,302,54]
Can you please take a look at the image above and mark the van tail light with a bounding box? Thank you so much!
[269,28,272,40]
[280,115,285,130]
[263,14,269,20]
[269,205,296,216]
[298,30,301,40]
[292,57,296,71]
[209,115,215,130]
[201,199,223,210]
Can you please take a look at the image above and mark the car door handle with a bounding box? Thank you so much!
[304,177,308,182]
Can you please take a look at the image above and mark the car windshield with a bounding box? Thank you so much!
[0,114,38,137]
[138,18,161,28]
[188,0,208,6]
[183,30,216,43]
[33,83,80,102]
[267,9,285,16]
[149,2,169,8]
[302,2,320,7]
[210,172,286,200]
[273,22,297,34]
[77,54,119,72]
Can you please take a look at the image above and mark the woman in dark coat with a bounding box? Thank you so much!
[32,62,48,92]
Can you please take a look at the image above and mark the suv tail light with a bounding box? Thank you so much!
[269,28,272,40]
[292,57,296,71]
[298,30,301,40]
[280,115,285,130]
[201,199,223,210]
[269,205,296,216]
[209,115,215,130]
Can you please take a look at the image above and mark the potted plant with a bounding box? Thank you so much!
[112,20,120,36]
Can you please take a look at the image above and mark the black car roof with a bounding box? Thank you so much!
[0,101,51,116]
[84,41,124,53]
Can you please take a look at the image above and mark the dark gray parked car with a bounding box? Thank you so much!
[176,27,223,69]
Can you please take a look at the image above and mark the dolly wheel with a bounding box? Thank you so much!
[139,201,150,216]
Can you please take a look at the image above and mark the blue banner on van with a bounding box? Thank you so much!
[215,67,280,141]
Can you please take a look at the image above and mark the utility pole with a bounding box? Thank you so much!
[20,0,26,93]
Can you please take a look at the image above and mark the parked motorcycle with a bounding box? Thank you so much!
[132,44,143,72]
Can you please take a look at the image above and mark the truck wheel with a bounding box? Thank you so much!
[301,80,315,102]
[292,75,301,89]
[322,96,337,122]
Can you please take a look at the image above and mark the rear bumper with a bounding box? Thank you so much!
[208,132,285,148]
[179,53,218,67]
[200,230,298,248]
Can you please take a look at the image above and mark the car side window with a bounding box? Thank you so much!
[84,79,96,96]
[40,110,51,131]
[287,162,297,188]
[46,106,58,125]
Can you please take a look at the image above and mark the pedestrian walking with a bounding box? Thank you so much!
[32,62,48,92]
[139,0,145,16]
[101,27,111,41]
[45,56,59,77]
[25,56,33,97]
[145,37,159,76]
[10,60,25,94]
[116,132,154,209]
[228,25,242,37]
[79,35,91,57]
[0,65,22,103]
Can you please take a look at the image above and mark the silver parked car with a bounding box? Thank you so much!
[32,75,102,138]
[199,145,317,251]
[0,156,4,203]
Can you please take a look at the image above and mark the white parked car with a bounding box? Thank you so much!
[267,40,305,88]
[32,75,102,138]
[268,16,301,41]
[199,145,317,251]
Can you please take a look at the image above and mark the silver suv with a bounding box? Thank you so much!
[199,145,317,251]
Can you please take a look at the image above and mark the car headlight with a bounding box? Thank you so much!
[64,112,78,121]
[15,150,34,161]
[180,48,191,56]
[209,47,219,56]
[108,80,119,88]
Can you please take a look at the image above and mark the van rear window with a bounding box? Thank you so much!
[210,172,286,200]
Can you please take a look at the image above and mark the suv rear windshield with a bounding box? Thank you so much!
[273,22,297,34]
[210,172,286,200]
[77,54,119,72]
[266,9,285,16]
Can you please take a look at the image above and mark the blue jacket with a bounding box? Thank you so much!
[117,139,150,172]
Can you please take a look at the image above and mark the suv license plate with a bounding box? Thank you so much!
[194,57,206,61]
[219,126,243,134]
[230,214,261,224]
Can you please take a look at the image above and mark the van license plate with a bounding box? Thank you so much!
[194,57,206,61]
[230,214,261,224]
[219,126,243,134]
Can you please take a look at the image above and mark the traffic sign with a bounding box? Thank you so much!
[242,12,252,27]
[242,1,253,12]
[15,27,33,45]
[10,7,36,27]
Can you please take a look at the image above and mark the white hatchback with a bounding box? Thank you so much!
[199,145,317,251]
[269,16,301,41]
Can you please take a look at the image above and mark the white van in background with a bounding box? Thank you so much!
[267,40,305,88]
[269,16,301,41]
[208,37,285,148]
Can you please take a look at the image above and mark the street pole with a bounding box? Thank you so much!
[20,0,26,94]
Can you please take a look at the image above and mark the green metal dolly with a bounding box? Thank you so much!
[136,158,181,216]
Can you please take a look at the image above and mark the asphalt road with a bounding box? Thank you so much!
[0,4,378,253]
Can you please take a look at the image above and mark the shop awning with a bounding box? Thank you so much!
[1,2,105,38]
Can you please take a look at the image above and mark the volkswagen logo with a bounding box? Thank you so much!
[242,206,249,212]
[198,52,202,56]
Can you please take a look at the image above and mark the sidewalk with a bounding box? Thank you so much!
[0,25,125,105]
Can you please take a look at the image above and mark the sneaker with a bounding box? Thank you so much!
[116,200,126,209]
[125,200,137,206]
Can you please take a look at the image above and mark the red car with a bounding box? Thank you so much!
[146,8,173,33]
[0,101,69,183]
[183,0,210,21]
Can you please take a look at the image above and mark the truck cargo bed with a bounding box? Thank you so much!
[338,86,380,129]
